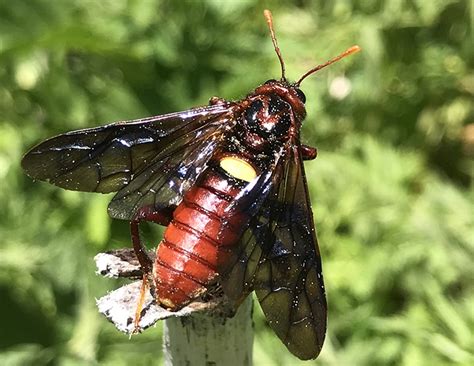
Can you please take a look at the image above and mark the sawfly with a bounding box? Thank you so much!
[22,10,360,360]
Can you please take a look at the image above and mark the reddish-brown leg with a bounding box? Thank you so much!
[130,205,174,332]
[301,144,318,160]
[130,205,173,274]
[132,273,150,333]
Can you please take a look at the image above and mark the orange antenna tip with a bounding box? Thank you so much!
[346,45,362,55]
[263,9,286,80]
[296,45,361,86]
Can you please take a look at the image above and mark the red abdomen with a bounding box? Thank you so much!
[153,166,247,310]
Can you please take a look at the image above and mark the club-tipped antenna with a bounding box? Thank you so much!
[264,9,286,81]
[295,45,361,86]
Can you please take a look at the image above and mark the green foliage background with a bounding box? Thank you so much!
[0,1,472,365]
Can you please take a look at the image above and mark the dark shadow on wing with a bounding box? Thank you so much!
[221,144,326,360]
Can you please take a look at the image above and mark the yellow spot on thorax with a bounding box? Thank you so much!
[219,156,257,182]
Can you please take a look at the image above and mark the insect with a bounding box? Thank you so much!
[22,10,359,360]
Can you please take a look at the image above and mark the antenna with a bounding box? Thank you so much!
[263,9,286,81]
[295,45,361,86]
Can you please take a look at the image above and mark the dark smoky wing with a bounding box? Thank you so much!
[22,105,235,220]
[217,155,283,303]
[255,146,327,360]
[221,145,326,360]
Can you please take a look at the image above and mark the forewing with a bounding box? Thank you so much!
[221,145,326,360]
[22,105,235,220]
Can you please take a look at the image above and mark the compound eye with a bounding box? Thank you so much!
[295,88,306,103]
[264,79,277,85]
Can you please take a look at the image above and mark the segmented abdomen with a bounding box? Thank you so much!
[154,165,246,310]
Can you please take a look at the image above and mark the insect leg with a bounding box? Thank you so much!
[130,205,173,332]
[301,144,318,160]
[130,205,173,273]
